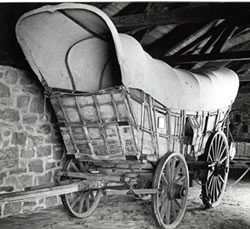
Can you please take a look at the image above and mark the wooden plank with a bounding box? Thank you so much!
[112,5,250,29]
[93,95,111,155]
[74,97,95,156]
[57,171,122,182]
[110,92,126,155]
[0,180,102,204]
[239,75,250,82]
[210,25,235,53]
[162,50,250,64]
[106,188,158,196]
[167,21,216,56]
[145,24,204,58]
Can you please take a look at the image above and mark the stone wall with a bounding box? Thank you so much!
[0,65,65,217]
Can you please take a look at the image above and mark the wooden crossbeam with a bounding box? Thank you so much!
[161,51,250,64]
[112,5,250,29]
[145,24,205,58]
[238,75,250,82]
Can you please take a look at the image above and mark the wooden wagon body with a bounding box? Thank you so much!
[15,3,240,229]
[50,86,230,163]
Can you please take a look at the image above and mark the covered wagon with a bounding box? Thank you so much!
[15,3,239,229]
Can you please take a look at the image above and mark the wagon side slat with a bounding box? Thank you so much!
[92,95,111,155]
[110,92,126,156]
[57,96,81,155]
[149,96,159,158]
[124,91,140,155]
[73,96,95,156]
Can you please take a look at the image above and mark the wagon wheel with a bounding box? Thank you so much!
[152,152,189,229]
[61,159,102,218]
[201,131,229,209]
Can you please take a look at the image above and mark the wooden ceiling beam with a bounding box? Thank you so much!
[112,5,250,29]
[144,24,206,59]
[239,76,250,82]
[162,51,250,64]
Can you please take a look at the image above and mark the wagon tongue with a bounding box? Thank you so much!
[15,4,123,92]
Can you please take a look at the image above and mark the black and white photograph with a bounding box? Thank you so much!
[0,2,249,229]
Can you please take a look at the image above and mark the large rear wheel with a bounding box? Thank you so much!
[152,152,189,229]
[201,131,229,208]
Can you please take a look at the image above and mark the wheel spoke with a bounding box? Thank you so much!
[161,174,169,186]
[218,174,225,184]
[208,153,213,161]
[78,197,84,213]
[213,177,218,203]
[175,175,185,184]
[158,192,168,209]
[213,178,217,202]
[173,162,182,182]
[90,191,95,201]
[214,136,220,160]
[208,175,213,192]
[216,137,223,160]
[216,177,221,196]
[171,157,177,180]
[160,197,168,218]
[207,170,213,180]
[165,199,171,225]
[211,143,215,161]
[167,161,172,183]
[219,145,226,159]
[220,155,227,164]
[213,134,221,160]
[174,198,183,209]
[171,200,177,221]
[70,194,81,209]
[209,178,214,202]
[85,194,90,210]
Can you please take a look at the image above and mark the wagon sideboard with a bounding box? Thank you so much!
[50,86,231,163]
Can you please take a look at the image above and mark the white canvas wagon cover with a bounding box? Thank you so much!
[16,3,239,112]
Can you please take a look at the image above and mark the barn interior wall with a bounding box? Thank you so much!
[0,65,64,217]
[230,91,250,159]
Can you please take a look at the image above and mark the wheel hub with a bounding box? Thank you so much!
[167,184,186,200]
[211,161,227,176]
[174,184,186,199]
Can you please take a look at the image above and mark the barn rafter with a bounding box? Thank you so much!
[1,2,250,81]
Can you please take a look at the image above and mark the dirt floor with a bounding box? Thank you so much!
[1,169,250,229]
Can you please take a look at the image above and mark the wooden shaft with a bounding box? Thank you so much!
[0,180,103,204]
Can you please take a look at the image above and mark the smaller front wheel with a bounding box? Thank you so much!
[152,152,189,229]
[60,159,102,218]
